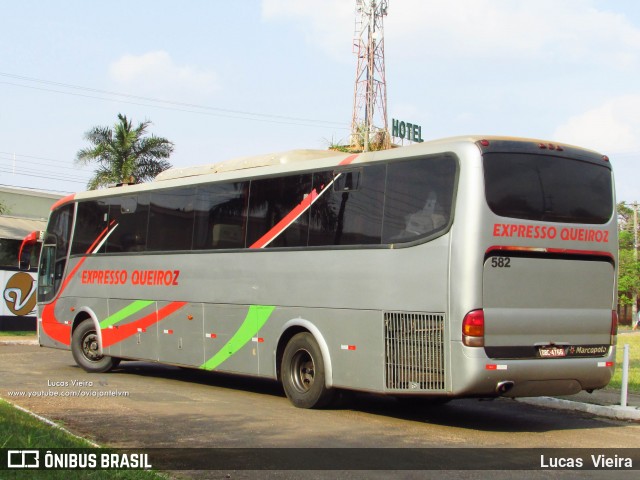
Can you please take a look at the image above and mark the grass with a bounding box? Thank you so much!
[0,399,166,479]
[0,331,36,337]
[608,331,640,393]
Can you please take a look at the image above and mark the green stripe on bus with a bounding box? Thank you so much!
[200,305,275,371]
[99,300,155,329]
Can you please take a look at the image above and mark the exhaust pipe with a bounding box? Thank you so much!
[496,380,515,395]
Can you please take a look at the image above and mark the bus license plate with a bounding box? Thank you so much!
[539,346,566,358]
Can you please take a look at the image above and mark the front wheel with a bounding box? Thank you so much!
[281,332,334,409]
[71,320,120,373]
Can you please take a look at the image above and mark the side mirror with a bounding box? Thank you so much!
[19,231,42,271]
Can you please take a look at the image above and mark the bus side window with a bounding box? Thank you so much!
[38,244,56,301]
[71,201,109,255]
[247,174,312,248]
[333,169,361,192]
[38,204,73,302]
[309,165,385,246]
[193,182,249,250]
[147,189,194,251]
[105,195,150,253]
[382,155,456,244]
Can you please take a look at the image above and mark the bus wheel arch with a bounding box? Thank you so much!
[71,310,120,373]
[277,321,335,409]
[71,308,102,351]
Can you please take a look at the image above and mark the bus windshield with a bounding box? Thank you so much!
[483,153,613,224]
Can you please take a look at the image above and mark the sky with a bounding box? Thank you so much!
[0,0,638,202]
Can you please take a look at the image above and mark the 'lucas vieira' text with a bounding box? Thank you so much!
[541,454,633,468]
[48,380,94,387]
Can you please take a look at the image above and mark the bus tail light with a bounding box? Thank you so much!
[610,310,618,345]
[462,309,484,347]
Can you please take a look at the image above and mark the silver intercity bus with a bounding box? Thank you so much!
[29,136,618,408]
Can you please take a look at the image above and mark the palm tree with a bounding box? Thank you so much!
[76,113,174,189]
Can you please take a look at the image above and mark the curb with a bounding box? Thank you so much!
[516,396,640,421]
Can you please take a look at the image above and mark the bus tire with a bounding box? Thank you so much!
[281,332,334,409]
[71,320,120,373]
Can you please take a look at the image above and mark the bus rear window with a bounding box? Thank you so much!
[483,153,613,224]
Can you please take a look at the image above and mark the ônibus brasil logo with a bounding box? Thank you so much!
[6,449,152,470]
[3,272,37,316]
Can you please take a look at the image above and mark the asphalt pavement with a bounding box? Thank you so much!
[2,333,639,422]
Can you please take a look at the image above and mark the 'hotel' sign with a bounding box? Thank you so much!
[391,118,424,143]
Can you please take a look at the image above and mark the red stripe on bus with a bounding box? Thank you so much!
[41,255,91,345]
[86,220,117,254]
[102,302,187,347]
[249,154,359,249]
[40,303,72,345]
[250,189,319,249]
[58,257,88,298]
[41,221,188,347]
[339,154,359,166]
[50,194,76,211]
[44,225,114,311]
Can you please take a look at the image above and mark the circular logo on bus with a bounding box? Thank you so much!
[3,272,37,316]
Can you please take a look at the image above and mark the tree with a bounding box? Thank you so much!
[617,202,640,322]
[76,113,174,190]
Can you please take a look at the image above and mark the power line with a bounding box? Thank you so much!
[0,71,353,192]
[0,152,93,182]
[0,72,350,130]
[0,150,71,163]
[0,154,90,175]
[0,182,76,194]
[0,167,90,184]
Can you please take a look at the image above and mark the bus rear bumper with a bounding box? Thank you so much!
[452,342,615,398]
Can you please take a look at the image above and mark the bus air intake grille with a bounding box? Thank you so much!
[384,312,445,391]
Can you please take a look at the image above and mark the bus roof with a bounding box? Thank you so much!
[154,135,605,183]
[155,149,345,182]
[67,135,607,203]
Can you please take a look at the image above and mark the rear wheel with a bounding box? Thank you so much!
[281,332,334,408]
[71,319,120,373]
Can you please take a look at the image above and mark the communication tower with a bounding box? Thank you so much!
[351,0,389,151]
